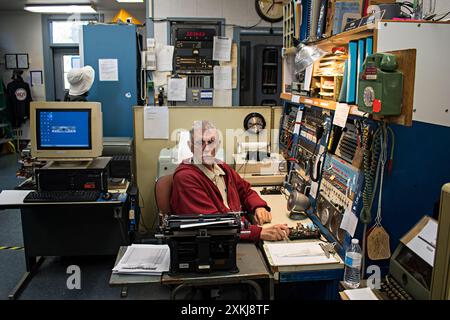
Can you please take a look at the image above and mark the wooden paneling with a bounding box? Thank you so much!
[372,49,416,126]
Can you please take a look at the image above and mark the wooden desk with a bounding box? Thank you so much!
[255,187,313,228]
[110,243,273,300]
[254,187,344,299]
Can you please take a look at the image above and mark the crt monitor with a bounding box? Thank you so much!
[30,101,103,160]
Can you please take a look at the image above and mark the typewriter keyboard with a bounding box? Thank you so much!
[379,275,413,300]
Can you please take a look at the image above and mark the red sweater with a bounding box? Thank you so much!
[170,161,270,242]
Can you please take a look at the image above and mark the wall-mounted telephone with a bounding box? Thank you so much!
[357,53,403,115]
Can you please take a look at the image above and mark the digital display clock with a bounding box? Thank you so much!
[176,28,215,41]
[186,31,206,37]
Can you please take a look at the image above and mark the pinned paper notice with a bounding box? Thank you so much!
[214,66,232,90]
[333,103,350,128]
[340,206,358,237]
[99,59,118,81]
[213,36,232,61]
[406,219,438,266]
[293,109,303,134]
[213,89,232,107]
[156,45,174,72]
[143,106,169,139]
[168,77,187,101]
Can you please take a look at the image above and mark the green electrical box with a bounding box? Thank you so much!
[358,53,403,115]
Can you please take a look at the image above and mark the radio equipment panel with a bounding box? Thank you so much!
[315,155,363,243]
[170,23,221,106]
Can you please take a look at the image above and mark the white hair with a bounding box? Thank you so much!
[189,120,217,142]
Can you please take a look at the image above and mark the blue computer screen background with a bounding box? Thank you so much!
[38,110,91,148]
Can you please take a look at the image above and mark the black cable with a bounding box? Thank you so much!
[434,11,450,21]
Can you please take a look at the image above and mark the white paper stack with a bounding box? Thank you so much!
[112,244,170,275]
[343,287,379,300]
[265,242,339,266]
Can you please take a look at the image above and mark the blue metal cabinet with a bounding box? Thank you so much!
[82,24,140,137]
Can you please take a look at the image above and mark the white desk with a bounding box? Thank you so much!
[253,187,344,286]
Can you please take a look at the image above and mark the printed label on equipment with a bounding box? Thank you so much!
[345,254,361,268]
[200,90,213,99]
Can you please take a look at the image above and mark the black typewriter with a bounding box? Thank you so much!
[161,213,242,274]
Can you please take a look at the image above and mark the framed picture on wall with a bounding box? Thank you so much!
[5,54,17,69]
[17,54,29,69]
[4,53,29,69]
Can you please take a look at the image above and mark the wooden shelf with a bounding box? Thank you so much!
[281,20,420,125]
[280,92,364,115]
[283,20,450,55]
[313,24,375,52]
[283,24,375,55]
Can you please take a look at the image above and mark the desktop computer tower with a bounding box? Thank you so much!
[102,137,134,180]
[35,157,111,192]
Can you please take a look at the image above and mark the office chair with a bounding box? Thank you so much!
[155,174,173,227]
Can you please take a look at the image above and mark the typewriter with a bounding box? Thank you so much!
[161,213,242,274]
[373,217,435,300]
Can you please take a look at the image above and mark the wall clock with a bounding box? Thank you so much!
[255,0,285,23]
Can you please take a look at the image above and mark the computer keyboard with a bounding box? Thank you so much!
[23,190,101,203]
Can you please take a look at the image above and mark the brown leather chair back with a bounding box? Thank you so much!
[155,174,173,226]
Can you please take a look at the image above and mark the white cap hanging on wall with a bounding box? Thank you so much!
[67,65,95,96]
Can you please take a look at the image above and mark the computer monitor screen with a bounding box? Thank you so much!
[37,109,91,149]
[30,101,103,160]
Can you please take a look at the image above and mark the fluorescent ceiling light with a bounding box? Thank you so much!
[116,0,144,3]
[24,5,97,13]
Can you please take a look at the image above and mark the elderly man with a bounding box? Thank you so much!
[170,120,290,242]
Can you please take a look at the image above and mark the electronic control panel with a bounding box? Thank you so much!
[279,104,300,153]
[294,106,331,173]
[315,154,363,243]
[170,23,220,106]
[173,28,216,74]
[320,155,362,209]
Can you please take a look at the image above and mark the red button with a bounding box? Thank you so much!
[373,99,382,113]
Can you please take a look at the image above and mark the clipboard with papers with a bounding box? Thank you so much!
[263,240,342,273]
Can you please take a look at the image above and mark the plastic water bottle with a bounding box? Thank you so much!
[344,239,362,289]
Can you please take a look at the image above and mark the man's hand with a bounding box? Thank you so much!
[254,207,272,225]
[260,224,290,241]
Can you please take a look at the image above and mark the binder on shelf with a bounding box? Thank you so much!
[365,36,373,58]
[300,0,312,41]
[339,60,348,103]
[346,40,358,104]
[310,0,322,41]
[316,0,328,39]
[356,38,366,104]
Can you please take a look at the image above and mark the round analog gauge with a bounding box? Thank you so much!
[244,112,266,135]
[320,207,330,226]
